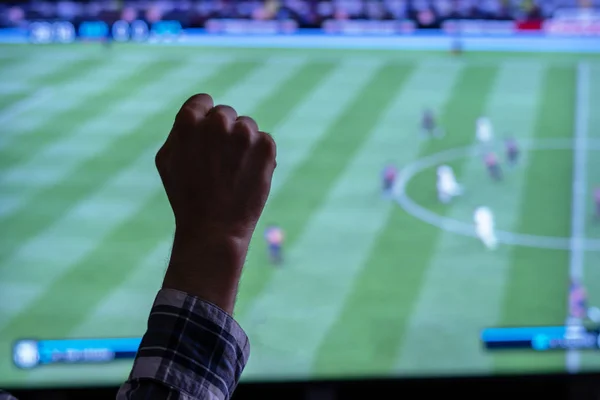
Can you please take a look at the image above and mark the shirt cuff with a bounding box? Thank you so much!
[128,288,250,399]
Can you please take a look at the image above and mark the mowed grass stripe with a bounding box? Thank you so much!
[0,56,35,114]
[311,65,498,378]
[0,92,31,118]
[0,60,262,343]
[0,49,91,90]
[215,55,310,116]
[0,56,24,73]
[241,61,464,379]
[395,62,547,375]
[0,60,258,270]
[235,59,388,316]
[0,56,167,197]
[66,60,338,338]
[0,57,176,169]
[263,59,385,193]
[494,66,575,373]
[68,243,173,339]
[0,54,123,130]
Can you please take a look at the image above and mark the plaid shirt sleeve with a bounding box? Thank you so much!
[117,288,250,400]
[0,391,17,400]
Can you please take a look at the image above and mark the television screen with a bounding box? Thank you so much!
[1,0,600,390]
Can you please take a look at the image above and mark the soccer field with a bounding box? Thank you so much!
[1,43,600,388]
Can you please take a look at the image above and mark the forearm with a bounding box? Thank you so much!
[162,229,249,314]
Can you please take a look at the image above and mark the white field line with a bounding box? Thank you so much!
[566,62,590,373]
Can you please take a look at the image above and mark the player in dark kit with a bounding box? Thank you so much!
[569,279,588,321]
[505,136,519,166]
[485,152,502,181]
[264,225,284,266]
[421,108,442,138]
[382,164,398,198]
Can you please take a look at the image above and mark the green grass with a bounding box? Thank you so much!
[312,65,499,377]
[0,43,595,388]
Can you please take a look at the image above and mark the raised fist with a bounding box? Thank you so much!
[157,93,276,312]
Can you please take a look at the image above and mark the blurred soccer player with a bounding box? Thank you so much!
[421,108,443,138]
[568,279,600,324]
[264,225,284,266]
[569,279,588,321]
[382,163,398,198]
[505,136,519,166]
[473,206,497,250]
[476,116,494,147]
[485,152,502,181]
[437,165,462,204]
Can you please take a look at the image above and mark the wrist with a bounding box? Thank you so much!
[162,229,249,314]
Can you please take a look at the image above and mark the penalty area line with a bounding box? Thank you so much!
[566,61,590,374]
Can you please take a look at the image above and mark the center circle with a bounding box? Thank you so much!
[394,138,600,252]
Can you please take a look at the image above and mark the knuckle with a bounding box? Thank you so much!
[234,127,253,149]
[213,104,237,115]
[237,116,258,132]
[186,93,213,103]
[175,105,197,127]
[209,105,238,126]
[183,93,213,110]
[176,94,213,128]
[258,131,276,155]
[209,110,230,131]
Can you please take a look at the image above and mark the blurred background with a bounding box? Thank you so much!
[0,0,597,30]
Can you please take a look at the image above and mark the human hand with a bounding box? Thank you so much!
[156,94,276,313]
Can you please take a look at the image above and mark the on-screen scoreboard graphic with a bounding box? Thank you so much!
[12,325,600,369]
[28,20,182,44]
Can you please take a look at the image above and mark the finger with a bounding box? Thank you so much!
[257,131,277,166]
[249,131,277,177]
[174,93,214,129]
[207,105,238,133]
[231,116,259,151]
[235,116,259,133]
[238,131,276,215]
[170,94,214,149]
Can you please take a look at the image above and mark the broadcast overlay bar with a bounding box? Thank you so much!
[481,326,600,351]
[12,338,142,369]
[12,325,600,369]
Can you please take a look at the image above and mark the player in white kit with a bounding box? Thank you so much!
[476,116,494,145]
[437,165,462,204]
[474,206,498,250]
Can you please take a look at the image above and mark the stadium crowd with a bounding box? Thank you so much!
[1,0,598,29]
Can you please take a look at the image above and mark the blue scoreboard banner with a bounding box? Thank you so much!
[13,337,142,369]
[26,20,182,44]
[481,326,600,351]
